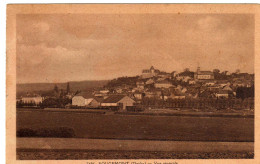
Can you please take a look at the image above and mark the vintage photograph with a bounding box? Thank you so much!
[9,5,256,161]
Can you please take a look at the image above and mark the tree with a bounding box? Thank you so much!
[213,69,220,73]
[235,69,240,74]
[184,68,190,72]
[223,71,228,75]
[236,86,254,100]
[66,82,70,94]
[54,84,59,93]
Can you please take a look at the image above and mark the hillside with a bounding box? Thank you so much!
[17,80,109,95]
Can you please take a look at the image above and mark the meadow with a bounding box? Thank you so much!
[17,109,254,142]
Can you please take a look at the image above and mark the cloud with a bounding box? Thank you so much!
[16,14,254,83]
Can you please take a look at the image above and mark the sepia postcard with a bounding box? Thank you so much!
[6,4,260,164]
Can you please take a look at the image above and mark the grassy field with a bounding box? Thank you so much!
[17,110,254,142]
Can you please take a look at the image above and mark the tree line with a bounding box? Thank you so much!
[141,97,254,110]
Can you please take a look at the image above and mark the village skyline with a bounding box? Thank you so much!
[16,65,254,84]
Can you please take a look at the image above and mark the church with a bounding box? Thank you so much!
[194,67,214,80]
[141,66,160,79]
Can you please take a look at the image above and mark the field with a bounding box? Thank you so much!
[17,109,254,142]
[17,149,254,160]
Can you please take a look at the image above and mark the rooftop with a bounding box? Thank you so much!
[198,71,213,75]
[102,95,127,103]
[75,92,94,99]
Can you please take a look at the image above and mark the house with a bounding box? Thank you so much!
[157,77,167,82]
[100,89,110,94]
[176,85,183,91]
[160,90,171,100]
[170,91,186,99]
[178,71,195,79]
[141,66,160,79]
[188,80,196,85]
[199,90,215,98]
[21,95,43,105]
[133,91,144,100]
[158,72,171,78]
[182,76,192,82]
[145,78,155,85]
[101,95,136,111]
[217,81,230,88]
[185,87,199,98]
[181,87,187,93]
[154,80,173,88]
[208,85,220,92]
[72,92,101,107]
[136,81,145,90]
[194,67,214,80]
[233,80,252,87]
[144,90,157,98]
[204,81,216,86]
[215,90,231,98]
[222,85,233,91]
[115,88,123,93]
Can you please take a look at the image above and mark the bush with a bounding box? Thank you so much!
[17,128,37,137]
[17,127,76,138]
[37,127,75,138]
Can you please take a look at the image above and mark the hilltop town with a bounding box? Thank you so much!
[17,66,254,112]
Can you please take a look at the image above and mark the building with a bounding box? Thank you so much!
[144,91,157,98]
[188,80,196,85]
[160,90,171,100]
[199,90,215,98]
[21,95,43,105]
[157,72,171,78]
[204,81,216,86]
[101,95,136,111]
[145,78,155,85]
[170,91,186,99]
[141,66,159,79]
[194,67,214,80]
[99,89,110,94]
[177,71,194,80]
[72,92,101,107]
[136,81,145,90]
[154,80,173,88]
[215,90,231,98]
[222,85,233,91]
[133,91,143,100]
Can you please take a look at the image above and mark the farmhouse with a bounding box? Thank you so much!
[72,92,101,107]
[101,95,136,111]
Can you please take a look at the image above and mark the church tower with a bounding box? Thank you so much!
[197,66,200,73]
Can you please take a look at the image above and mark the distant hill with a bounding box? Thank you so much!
[16,80,109,95]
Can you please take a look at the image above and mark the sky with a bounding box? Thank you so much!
[16,14,254,83]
